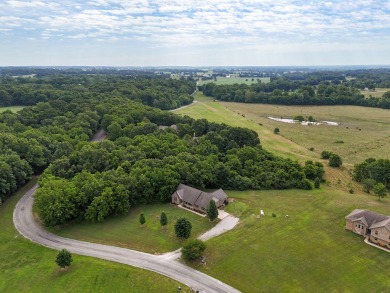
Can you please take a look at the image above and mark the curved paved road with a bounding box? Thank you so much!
[13,184,240,293]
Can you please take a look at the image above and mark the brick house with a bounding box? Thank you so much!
[171,183,227,214]
[345,209,390,249]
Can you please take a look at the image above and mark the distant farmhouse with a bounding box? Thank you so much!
[171,184,227,214]
[345,209,390,249]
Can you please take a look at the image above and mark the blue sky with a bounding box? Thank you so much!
[0,0,390,66]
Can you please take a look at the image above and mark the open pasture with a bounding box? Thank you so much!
[360,88,390,98]
[196,188,390,293]
[221,102,390,165]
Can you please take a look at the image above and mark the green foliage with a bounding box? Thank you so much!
[174,217,192,239]
[373,183,387,200]
[181,239,206,261]
[353,158,390,188]
[329,153,342,167]
[160,212,168,226]
[294,115,305,122]
[303,161,324,180]
[362,178,376,193]
[139,213,145,225]
[55,249,73,268]
[314,177,320,189]
[321,150,332,159]
[272,213,276,217]
[206,200,218,221]
[274,127,280,134]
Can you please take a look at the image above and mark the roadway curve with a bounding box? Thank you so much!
[13,184,240,293]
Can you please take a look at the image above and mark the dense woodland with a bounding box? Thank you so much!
[0,75,195,110]
[0,75,324,225]
[353,158,390,188]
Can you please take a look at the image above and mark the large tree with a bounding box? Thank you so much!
[174,217,192,239]
[373,183,387,200]
[206,200,218,221]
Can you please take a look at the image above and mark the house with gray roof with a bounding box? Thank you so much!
[171,184,227,214]
[345,209,390,249]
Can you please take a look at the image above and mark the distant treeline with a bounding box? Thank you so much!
[201,78,390,109]
[0,75,196,110]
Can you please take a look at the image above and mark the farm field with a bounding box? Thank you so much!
[49,203,216,254]
[178,91,390,165]
[360,88,390,98]
[195,188,390,293]
[197,76,270,85]
[221,102,390,165]
[0,106,25,113]
[0,179,188,293]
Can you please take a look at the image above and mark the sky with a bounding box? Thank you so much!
[0,0,390,66]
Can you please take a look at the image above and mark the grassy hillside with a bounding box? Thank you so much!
[196,188,390,293]
[50,203,216,254]
[220,102,390,165]
[0,179,187,293]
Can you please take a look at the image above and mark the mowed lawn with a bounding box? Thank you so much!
[196,188,390,293]
[220,102,390,164]
[0,106,25,113]
[50,203,216,254]
[0,180,188,293]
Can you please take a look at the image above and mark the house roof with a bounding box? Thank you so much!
[211,189,228,201]
[346,209,390,229]
[173,184,227,210]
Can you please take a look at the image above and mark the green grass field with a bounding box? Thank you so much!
[0,106,25,113]
[195,188,390,293]
[50,203,216,254]
[0,179,188,292]
[220,102,390,165]
[197,76,270,86]
[360,88,390,98]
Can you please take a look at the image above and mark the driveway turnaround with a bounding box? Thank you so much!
[13,184,240,293]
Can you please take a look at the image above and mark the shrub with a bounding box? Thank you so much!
[160,212,168,226]
[274,127,280,134]
[329,154,343,167]
[139,213,145,225]
[349,188,355,194]
[314,177,320,189]
[181,239,206,261]
[56,249,73,268]
[174,217,192,238]
[272,213,276,217]
[309,147,315,151]
[321,150,332,159]
[206,200,218,221]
